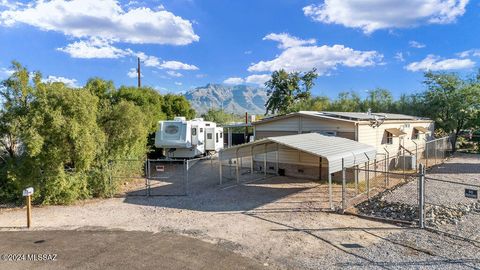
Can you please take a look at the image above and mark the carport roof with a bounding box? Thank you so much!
[220,133,377,173]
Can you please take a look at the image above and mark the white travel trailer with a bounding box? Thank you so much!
[154,117,224,158]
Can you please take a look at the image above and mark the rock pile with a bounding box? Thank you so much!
[357,198,480,227]
[356,200,418,221]
[425,202,480,227]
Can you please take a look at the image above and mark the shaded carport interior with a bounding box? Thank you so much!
[219,133,376,210]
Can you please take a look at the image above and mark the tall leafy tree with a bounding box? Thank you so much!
[422,71,480,151]
[362,88,394,112]
[264,69,318,115]
[329,91,362,112]
[162,94,196,119]
[201,108,239,124]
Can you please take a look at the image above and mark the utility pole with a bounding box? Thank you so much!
[137,57,141,88]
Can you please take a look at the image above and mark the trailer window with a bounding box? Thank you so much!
[192,128,197,136]
[220,132,223,138]
[207,133,212,139]
[165,125,179,134]
[216,133,219,143]
[200,128,203,133]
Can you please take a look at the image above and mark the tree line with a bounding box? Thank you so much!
[0,62,195,204]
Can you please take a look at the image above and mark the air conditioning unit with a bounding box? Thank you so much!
[397,155,417,170]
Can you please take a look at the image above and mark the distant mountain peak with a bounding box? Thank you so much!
[185,84,267,115]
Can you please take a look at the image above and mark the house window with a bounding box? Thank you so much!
[412,129,419,140]
[386,131,393,145]
[192,128,197,136]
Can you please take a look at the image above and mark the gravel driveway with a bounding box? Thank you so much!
[1,155,480,269]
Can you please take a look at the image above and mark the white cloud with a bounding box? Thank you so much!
[303,0,469,34]
[159,61,198,70]
[395,52,405,62]
[405,54,475,71]
[0,67,14,79]
[57,38,131,59]
[166,70,183,77]
[248,44,382,74]
[244,50,252,55]
[195,74,207,78]
[409,41,426,48]
[457,49,480,58]
[127,68,140,78]
[174,82,182,86]
[223,77,245,85]
[245,74,270,86]
[263,33,316,49]
[0,0,199,45]
[42,75,79,87]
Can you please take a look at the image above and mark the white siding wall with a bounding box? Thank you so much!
[255,115,355,134]
[357,121,434,155]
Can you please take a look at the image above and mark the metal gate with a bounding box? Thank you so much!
[419,167,480,243]
[146,159,187,196]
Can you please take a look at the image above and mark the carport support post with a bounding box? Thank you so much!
[341,158,346,211]
[425,139,429,169]
[263,144,267,176]
[328,171,333,210]
[227,128,232,148]
[275,144,279,175]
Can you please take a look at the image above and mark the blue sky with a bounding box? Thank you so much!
[0,0,479,99]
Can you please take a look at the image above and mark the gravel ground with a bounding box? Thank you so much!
[1,154,479,269]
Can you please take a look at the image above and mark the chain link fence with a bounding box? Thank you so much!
[352,137,451,223]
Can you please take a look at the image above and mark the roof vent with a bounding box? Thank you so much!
[173,116,186,121]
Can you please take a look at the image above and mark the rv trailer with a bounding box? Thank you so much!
[154,117,224,158]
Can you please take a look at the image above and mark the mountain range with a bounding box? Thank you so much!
[184,84,268,115]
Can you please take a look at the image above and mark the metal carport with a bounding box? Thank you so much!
[219,133,376,210]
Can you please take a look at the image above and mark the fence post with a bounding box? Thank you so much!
[366,160,370,199]
[384,148,390,188]
[403,144,406,181]
[354,165,358,195]
[250,146,254,175]
[434,140,438,166]
[185,160,189,195]
[147,159,151,197]
[341,158,346,211]
[219,152,223,185]
[425,139,429,169]
[418,164,425,229]
[236,150,240,184]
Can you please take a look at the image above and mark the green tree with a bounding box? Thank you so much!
[115,86,166,133]
[362,88,394,112]
[264,69,318,115]
[201,109,239,124]
[162,94,196,119]
[329,91,362,112]
[422,71,480,151]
